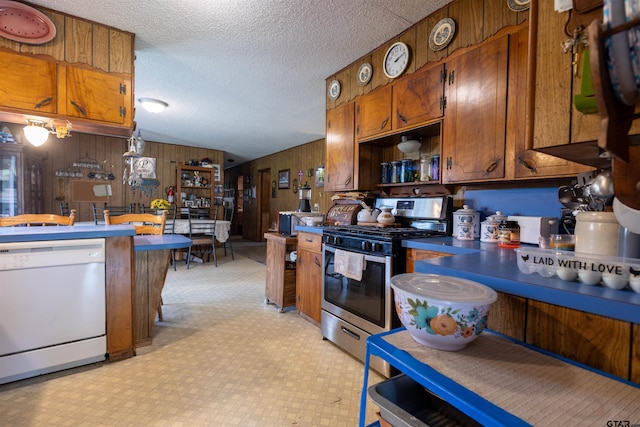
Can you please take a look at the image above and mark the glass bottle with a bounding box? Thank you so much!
[419,154,431,181]
[390,161,401,183]
[380,162,390,184]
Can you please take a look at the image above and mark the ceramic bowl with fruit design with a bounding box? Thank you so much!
[391,273,497,351]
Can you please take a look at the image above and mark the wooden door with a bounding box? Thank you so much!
[355,85,392,140]
[442,35,508,183]
[0,50,57,114]
[392,63,445,130]
[64,66,130,125]
[325,102,355,191]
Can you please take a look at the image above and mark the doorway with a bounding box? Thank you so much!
[258,169,271,241]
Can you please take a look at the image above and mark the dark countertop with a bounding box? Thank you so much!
[0,225,192,251]
[404,237,640,324]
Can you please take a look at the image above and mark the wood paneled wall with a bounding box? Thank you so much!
[226,140,327,242]
[1,122,224,223]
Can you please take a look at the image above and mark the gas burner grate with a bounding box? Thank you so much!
[324,225,442,239]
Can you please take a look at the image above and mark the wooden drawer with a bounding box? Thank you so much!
[297,231,322,252]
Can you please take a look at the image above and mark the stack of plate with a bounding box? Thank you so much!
[604,0,640,106]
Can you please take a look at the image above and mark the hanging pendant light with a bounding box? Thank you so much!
[397,135,422,153]
[23,120,50,146]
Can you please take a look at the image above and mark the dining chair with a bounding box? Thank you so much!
[163,205,185,271]
[0,210,76,227]
[92,202,134,224]
[104,209,167,320]
[186,207,214,268]
[59,201,71,216]
[103,209,167,234]
[211,200,234,266]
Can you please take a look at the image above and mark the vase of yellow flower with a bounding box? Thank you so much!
[150,198,171,214]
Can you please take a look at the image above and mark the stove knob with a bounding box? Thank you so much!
[335,236,342,245]
[362,241,372,251]
[324,235,334,245]
[372,242,382,252]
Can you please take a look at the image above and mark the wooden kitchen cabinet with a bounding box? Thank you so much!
[355,85,392,140]
[62,66,132,127]
[0,50,57,114]
[0,144,45,216]
[326,102,355,191]
[405,248,451,273]
[442,34,509,183]
[392,62,445,130]
[296,231,323,325]
[264,232,297,312]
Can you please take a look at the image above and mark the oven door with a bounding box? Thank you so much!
[321,244,394,336]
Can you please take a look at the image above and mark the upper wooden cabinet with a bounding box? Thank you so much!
[326,102,356,191]
[392,63,445,130]
[63,66,132,126]
[0,51,57,114]
[442,35,509,183]
[355,85,392,140]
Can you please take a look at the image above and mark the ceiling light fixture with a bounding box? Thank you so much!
[138,97,168,113]
[23,119,73,147]
[397,135,422,153]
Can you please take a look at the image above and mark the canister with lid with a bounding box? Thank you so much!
[497,220,520,248]
[574,211,620,256]
[480,211,507,243]
[400,159,414,183]
[390,161,401,183]
[380,162,390,184]
[453,205,480,240]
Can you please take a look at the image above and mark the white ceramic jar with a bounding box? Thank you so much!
[480,211,507,243]
[453,205,480,240]
[574,211,620,256]
[377,207,395,224]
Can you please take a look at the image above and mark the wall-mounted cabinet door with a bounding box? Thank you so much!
[392,63,445,130]
[63,66,132,126]
[0,51,57,114]
[326,102,355,191]
[355,85,392,140]
[442,35,508,183]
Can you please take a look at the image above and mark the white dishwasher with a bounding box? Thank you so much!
[0,238,107,385]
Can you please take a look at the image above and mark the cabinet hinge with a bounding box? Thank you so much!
[120,106,127,118]
[120,83,127,95]
[441,68,447,83]
[440,96,446,110]
[448,70,455,85]
[356,124,360,135]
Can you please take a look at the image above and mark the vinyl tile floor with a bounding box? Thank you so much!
[0,240,384,426]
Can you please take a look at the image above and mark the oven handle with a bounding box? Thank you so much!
[341,326,361,341]
[322,244,389,264]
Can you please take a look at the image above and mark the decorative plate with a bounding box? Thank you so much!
[356,62,373,86]
[507,0,530,12]
[328,79,341,100]
[429,18,456,52]
[0,0,56,45]
[604,0,637,105]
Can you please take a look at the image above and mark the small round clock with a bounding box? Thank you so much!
[383,42,410,79]
[356,62,373,86]
[328,79,341,100]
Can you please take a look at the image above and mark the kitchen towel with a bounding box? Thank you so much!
[334,249,365,281]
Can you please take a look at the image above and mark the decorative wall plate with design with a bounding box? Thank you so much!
[429,18,456,52]
[357,62,373,86]
[507,0,530,12]
[328,79,341,100]
[0,1,56,44]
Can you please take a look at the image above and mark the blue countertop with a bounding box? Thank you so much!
[0,225,192,251]
[405,237,640,324]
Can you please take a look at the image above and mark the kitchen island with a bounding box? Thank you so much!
[0,226,191,364]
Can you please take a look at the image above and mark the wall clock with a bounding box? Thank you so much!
[383,42,410,79]
[328,79,341,100]
[356,62,373,86]
[429,18,456,52]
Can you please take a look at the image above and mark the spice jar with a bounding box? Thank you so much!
[380,162,390,184]
[419,154,431,181]
[497,220,520,248]
[390,161,401,183]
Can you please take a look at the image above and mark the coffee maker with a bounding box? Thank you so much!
[297,182,312,212]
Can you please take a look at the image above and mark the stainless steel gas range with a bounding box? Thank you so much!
[321,196,452,377]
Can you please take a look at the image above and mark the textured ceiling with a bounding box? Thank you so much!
[27,0,453,167]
